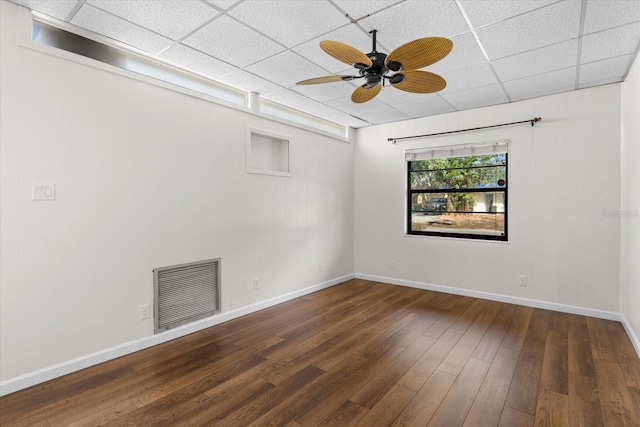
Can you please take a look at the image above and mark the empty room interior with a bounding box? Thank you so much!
[1,0,640,425]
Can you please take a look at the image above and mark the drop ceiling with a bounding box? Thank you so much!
[9,0,640,129]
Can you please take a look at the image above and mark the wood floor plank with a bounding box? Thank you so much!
[463,347,520,427]
[594,359,640,426]
[587,317,620,363]
[350,335,435,409]
[354,384,415,427]
[534,388,569,427]
[2,280,639,427]
[499,406,534,427]
[568,372,605,427]
[427,358,490,426]
[568,314,596,377]
[391,370,456,426]
[504,309,549,415]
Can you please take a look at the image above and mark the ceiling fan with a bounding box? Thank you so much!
[296,30,453,103]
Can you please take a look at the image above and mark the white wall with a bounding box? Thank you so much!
[620,56,640,347]
[0,1,354,385]
[355,84,621,314]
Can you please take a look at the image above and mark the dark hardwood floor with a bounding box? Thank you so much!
[1,279,639,426]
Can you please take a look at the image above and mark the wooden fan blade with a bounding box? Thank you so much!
[390,70,446,93]
[351,84,381,103]
[296,75,355,85]
[386,37,453,71]
[320,40,373,68]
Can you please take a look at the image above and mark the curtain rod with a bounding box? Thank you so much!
[388,117,542,144]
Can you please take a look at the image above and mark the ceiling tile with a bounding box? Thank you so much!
[264,90,314,110]
[71,4,173,54]
[204,0,240,12]
[476,0,581,60]
[493,39,579,82]
[328,111,371,128]
[332,0,404,21]
[228,0,350,48]
[301,101,351,121]
[579,54,632,86]
[581,22,640,64]
[245,51,328,88]
[459,0,560,29]
[160,44,237,78]
[85,0,218,40]
[325,96,387,115]
[352,105,410,124]
[584,0,640,35]
[11,0,78,20]
[222,70,283,95]
[293,81,358,103]
[376,85,426,104]
[358,0,470,50]
[293,25,373,74]
[429,33,487,74]
[503,67,576,101]
[393,95,456,117]
[182,15,284,68]
[442,84,509,110]
[440,62,498,94]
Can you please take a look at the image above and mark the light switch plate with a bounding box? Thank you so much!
[32,183,55,201]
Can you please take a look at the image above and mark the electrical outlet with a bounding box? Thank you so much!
[390,260,395,270]
[518,275,528,287]
[253,278,260,289]
[139,304,150,320]
[319,263,324,273]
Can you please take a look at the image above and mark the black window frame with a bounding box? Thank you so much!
[407,153,508,241]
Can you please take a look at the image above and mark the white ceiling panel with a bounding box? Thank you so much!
[503,68,576,101]
[222,69,283,95]
[11,0,78,20]
[264,90,315,109]
[476,0,581,60]
[326,96,387,115]
[581,22,640,64]
[293,81,358,103]
[442,84,509,110]
[71,4,173,54]
[204,0,241,12]
[580,54,634,86]
[493,39,578,82]
[429,33,488,74]
[293,25,373,74]
[161,44,237,78]
[327,111,370,128]
[358,0,470,50]
[376,85,426,104]
[245,51,328,88]
[332,1,404,21]
[440,63,498,94]
[85,0,219,40]
[13,0,640,129]
[459,0,560,29]
[228,0,349,48]
[583,0,640,35]
[182,15,284,68]
[355,105,410,124]
[393,96,456,118]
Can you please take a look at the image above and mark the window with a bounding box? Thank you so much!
[407,141,508,241]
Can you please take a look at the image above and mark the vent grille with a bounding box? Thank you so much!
[153,259,220,333]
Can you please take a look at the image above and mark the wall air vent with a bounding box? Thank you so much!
[153,259,220,333]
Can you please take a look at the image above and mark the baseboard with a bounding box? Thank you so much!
[0,273,354,397]
[620,314,640,359]
[355,273,622,322]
